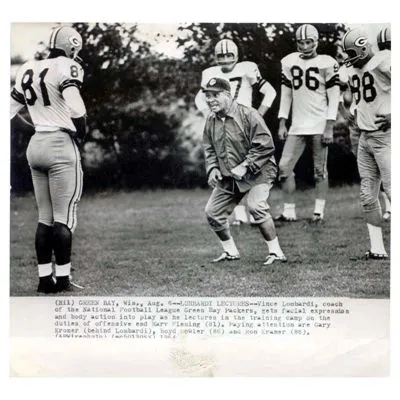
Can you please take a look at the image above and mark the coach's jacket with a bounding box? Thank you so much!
[203,100,277,193]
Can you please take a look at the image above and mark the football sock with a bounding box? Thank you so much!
[367,224,387,255]
[266,237,284,256]
[283,203,296,219]
[221,238,239,256]
[55,262,71,277]
[314,198,326,217]
[38,262,53,277]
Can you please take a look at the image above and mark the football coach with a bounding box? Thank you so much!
[202,77,287,265]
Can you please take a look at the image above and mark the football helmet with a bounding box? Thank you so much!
[215,39,238,71]
[377,27,391,51]
[49,26,83,60]
[295,24,319,57]
[342,28,371,67]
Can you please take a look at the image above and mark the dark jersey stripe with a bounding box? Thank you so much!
[11,88,26,105]
[326,74,339,88]
[59,79,82,92]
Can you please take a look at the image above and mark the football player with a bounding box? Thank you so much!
[10,26,87,293]
[376,26,391,221]
[195,38,277,225]
[275,24,340,223]
[342,27,391,259]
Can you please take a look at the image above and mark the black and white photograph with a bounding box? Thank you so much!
[10,22,391,297]
[7,9,395,384]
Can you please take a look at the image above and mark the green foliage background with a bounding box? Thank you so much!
[11,22,357,193]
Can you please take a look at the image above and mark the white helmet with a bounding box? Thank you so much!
[49,26,83,60]
[377,27,391,51]
[215,39,238,71]
[295,24,319,57]
[342,28,371,67]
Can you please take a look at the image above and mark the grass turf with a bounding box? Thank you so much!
[10,185,390,297]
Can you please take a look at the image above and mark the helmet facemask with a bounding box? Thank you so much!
[342,31,370,67]
[295,24,319,58]
[215,39,238,72]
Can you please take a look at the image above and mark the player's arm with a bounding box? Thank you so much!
[277,64,293,140]
[248,63,277,117]
[10,87,35,134]
[375,56,391,131]
[195,69,212,117]
[60,60,87,141]
[62,86,87,139]
[257,80,276,117]
[323,60,341,145]
[194,89,210,117]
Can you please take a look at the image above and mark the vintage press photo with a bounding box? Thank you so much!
[9,21,391,377]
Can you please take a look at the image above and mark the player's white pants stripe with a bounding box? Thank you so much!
[66,138,83,233]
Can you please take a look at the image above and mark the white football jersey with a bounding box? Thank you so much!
[346,50,391,131]
[11,56,84,132]
[195,61,275,115]
[201,61,261,106]
[279,52,340,135]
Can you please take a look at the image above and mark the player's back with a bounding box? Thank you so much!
[13,57,83,132]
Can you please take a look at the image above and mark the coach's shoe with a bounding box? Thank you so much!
[211,252,240,263]
[37,275,57,294]
[383,211,391,222]
[274,214,297,222]
[263,253,287,265]
[56,276,84,292]
[365,250,389,260]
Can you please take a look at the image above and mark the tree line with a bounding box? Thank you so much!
[10,22,359,193]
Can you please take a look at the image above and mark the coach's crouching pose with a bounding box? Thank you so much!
[202,77,286,265]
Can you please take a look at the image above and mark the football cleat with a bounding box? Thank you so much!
[215,39,239,71]
[274,214,297,222]
[365,250,389,260]
[56,276,84,292]
[49,26,83,60]
[264,253,288,265]
[37,275,57,294]
[211,251,240,263]
[342,28,371,67]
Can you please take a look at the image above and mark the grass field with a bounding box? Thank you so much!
[10,185,390,297]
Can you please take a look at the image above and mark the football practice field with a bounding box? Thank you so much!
[10,185,390,298]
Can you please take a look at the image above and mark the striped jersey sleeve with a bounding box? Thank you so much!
[58,58,84,92]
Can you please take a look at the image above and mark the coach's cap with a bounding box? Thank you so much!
[202,77,231,93]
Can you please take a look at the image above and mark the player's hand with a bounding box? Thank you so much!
[208,168,222,188]
[322,120,334,146]
[278,124,288,141]
[376,113,391,132]
[231,164,248,180]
